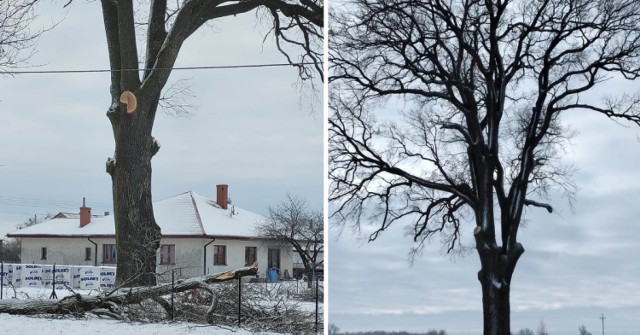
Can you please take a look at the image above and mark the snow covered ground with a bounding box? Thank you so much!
[0,282,324,334]
[0,313,281,335]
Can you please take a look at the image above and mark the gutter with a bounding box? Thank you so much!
[87,237,98,267]
[203,237,216,276]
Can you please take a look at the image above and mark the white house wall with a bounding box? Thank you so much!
[205,239,292,281]
[257,242,293,280]
[20,237,114,266]
[19,237,292,282]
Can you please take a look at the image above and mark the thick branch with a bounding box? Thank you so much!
[144,0,168,79]
[100,0,123,99]
[115,0,141,88]
[0,264,258,316]
[523,199,553,213]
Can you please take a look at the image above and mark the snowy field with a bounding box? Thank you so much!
[0,314,280,335]
[0,282,323,334]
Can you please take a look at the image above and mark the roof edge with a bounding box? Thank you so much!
[189,191,207,235]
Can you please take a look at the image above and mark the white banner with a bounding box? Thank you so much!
[99,267,116,290]
[42,265,53,288]
[12,264,22,287]
[21,264,42,288]
[2,264,116,289]
[53,266,71,289]
[78,267,100,290]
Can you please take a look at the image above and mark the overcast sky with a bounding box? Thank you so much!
[0,2,323,230]
[328,79,640,333]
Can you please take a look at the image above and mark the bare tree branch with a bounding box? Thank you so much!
[255,195,323,287]
[523,199,553,213]
[159,78,196,117]
[330,0,640,333]
[0,0,55,75]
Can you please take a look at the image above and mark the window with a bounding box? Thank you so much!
[268,248,281,269]
[213,245,226,265]
[103,244,117,263]
[160,244,175,265]
[41,247,47,260]
[85,247,92,261]
[245,246,257,266]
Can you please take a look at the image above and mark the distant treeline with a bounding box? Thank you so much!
[339,330,447,335]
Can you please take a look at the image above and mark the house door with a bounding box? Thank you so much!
[268,248,280,270]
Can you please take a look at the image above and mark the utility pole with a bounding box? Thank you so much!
[600,313,606,335]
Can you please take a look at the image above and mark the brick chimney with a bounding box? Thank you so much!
[80,197,91,227]
[216,184,228,210]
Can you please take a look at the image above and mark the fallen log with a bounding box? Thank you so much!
[0,263,258,316]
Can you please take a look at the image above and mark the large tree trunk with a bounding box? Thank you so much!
[101,1,163,287]
[106,98,161,287]
[305,267,314,289]
[476,233,523,335]
[478,264,511,335]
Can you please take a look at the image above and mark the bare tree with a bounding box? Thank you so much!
[255,195,323,287]
[329,1,640,334]
[95,1,322,287]
[578,325,592,335]
[0,238,21,263]
[517,329,535,335]
[0,0,45,74]
[537,320,549,335]
[20,213,52,228]
[329,323,340,335]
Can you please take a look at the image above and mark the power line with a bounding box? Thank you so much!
[2,61,322,75]
[0,195,111,209]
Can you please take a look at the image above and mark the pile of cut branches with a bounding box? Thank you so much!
[0,265,323,334]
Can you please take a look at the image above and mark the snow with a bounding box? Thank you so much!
[6,191,265,238]
[489,274,502,289]
[0,314,277,335]
[0,283,322,335]
[153,192,204,235]
[192,192,264,237]
[6,216,115,236]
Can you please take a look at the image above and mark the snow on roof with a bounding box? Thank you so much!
[153,191,205,235]
[53,212,80,219]
[8,215,115,237]
[191,192,264,238]
[7,191,265,238]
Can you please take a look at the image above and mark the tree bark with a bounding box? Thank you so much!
[101,0,162,287]
[305,267,314,289]
[476,234,523,335]
[478,263,511,335]
[107,99,161,287]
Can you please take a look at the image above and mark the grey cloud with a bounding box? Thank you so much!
[330,111,640,334]
[0,2,322,227]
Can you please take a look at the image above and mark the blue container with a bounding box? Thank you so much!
[268,268,278,283]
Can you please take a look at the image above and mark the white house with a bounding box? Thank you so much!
[7,185,292,281]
